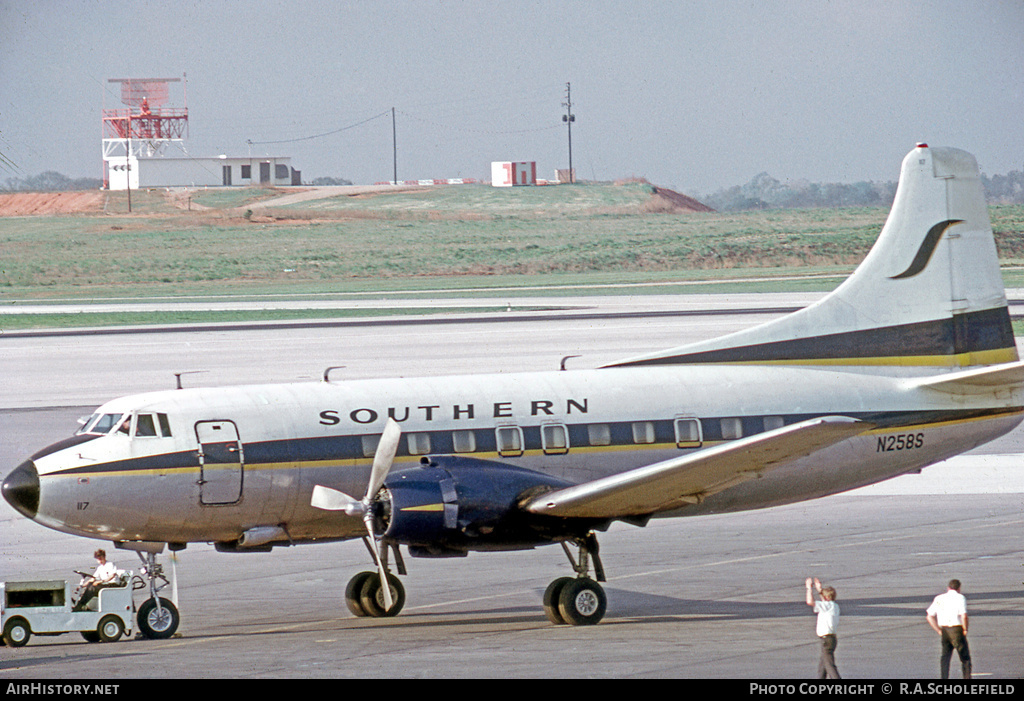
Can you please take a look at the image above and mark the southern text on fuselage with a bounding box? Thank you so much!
[319,398,590,426]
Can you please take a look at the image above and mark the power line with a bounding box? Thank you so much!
[248,110,393,145]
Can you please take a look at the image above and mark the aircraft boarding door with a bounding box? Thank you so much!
[195,421,244,505]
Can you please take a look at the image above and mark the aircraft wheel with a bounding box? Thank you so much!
[558,578,607,626]
[543,577,574,624]
[3,617,31,647]
[137,597,180,639]
[359,572,405,618]
[345,571,376,617]
[98,614,124,642]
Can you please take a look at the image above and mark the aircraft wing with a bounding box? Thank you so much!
[910,359,1024,394]
[522,416,872,520]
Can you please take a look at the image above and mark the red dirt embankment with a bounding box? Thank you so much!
[643,186,716,213]
[0,191,104,215]
[0,185,714,216]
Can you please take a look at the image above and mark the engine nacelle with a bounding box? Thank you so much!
[380,456,589,555]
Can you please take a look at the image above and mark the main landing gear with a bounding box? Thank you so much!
[341,533,608,625]
[543,533,607,626]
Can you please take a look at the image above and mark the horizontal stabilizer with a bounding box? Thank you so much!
[523,416,872,519]
[910,359,1024,394]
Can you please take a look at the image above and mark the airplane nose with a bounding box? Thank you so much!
[2,461,40,519]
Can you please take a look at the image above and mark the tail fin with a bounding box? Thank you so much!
[609,144,1016,369]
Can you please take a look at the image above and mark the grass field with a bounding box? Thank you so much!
[1,183,1023,330]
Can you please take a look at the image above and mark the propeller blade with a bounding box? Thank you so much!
[366,418,401,499]
[364,520,394,610]
[315,419,400,613]
[311,485,364,515]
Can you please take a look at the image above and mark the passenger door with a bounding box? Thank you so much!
[195,421,243,505]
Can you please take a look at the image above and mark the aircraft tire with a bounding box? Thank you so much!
[98,614,124,642]
[3,617,31,647]
[137,597,180,639]
[557,578,607,626]
[543,577,574,624]
[345,571,376,616]
[358,572,405,617]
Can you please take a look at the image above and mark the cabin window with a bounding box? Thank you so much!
[452,430,476,453]
[721,418,743,440]
[158,413,173,437]
[407,433,431,455]
[631,421,656,444]
[361,434,381,458]
[764,416,785,432]
[541,424,569,455]
[675,418,702,448]
[496,426,523,457]
[587,424,611,446]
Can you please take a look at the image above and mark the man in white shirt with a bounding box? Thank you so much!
[926,579,971,679]
[805,577,841,679]
[73,548,120,611]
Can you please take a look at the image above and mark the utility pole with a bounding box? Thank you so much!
[392,107,397,184]
[126,111,132,213]
[561,82,575,183]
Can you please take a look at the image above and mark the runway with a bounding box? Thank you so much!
[1,294,1022,679]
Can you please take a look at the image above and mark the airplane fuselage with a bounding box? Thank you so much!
[19,363,1022,547]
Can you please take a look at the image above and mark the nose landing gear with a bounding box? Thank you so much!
[123,545,181,639]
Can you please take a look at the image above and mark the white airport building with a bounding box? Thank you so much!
[105,155,300,190]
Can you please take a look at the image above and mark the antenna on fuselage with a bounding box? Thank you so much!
[322,366,346,382]
[173,371,207,389]
[560,355,580,371]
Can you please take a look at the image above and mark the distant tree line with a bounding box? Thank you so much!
[701,169,1024,211]
[307,176,353,186]
[1,171,103,192]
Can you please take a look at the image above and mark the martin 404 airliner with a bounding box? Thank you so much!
[5,145,1023,634]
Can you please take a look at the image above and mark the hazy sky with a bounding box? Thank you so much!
[1,1,1022,195]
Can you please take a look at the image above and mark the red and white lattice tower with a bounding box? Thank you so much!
[102,76,188,165]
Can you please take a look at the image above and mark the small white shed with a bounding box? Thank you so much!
[491,161,537,187]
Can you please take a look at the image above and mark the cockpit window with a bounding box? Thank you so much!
[77,412,173,437]
[77,413,125,435]
[133,413,172,438]
[136,414,157,437]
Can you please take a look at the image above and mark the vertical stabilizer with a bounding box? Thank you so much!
[609,145,1015,368]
